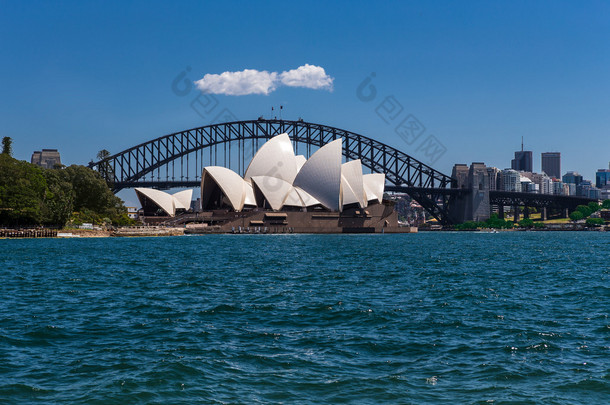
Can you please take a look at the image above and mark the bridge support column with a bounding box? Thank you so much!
[513,206,520,222]
[523,206,530,219]
[541,208,547,221]
[562,208,569,218]
[498,205,504,219]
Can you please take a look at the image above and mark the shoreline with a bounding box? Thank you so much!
[1,225,607,239]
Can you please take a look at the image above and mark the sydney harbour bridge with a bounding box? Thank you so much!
[89,118,593,224]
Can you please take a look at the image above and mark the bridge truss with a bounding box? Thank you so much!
[489,191,593,211]
[89,119,457,224]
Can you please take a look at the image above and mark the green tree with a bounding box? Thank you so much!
[0,154,46,225]
[483,213,514,229]
[96,149,114,188]
[0,156,130,227]
[585,218,604,226]
[588,201,601,213]
[576,205,592,217]
[1,137,12,156]
[603,199,610,209]
[64,165,114,213]
[455,221,480,230]
[63,165,128,225]
[41,169,73,226]
[569,211,584,221]
[518,218,534,228]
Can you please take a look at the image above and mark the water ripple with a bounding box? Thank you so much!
[0,232,608,403]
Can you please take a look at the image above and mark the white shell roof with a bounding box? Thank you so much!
[251,176,294,211]
[282,187,304,207]
[341,160,366,208]
[363,173,385,204]
[202,166,247,211]
[293,139,342,211]
[172,189,193,210]
[244,133,298,184]
[244,182,257,206]
[341,175,359,207]
[281,186,321,207]
[135,188,176,216]
[295,155,307,173]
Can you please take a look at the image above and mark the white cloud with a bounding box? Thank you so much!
[194,64,333,96]
[280,64,334,90]
[195,69,278,96]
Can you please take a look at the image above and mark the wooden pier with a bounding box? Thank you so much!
[0,229,58,238]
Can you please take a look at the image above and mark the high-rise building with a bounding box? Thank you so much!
[511,138,532,172]
[486,167,501,191]
[500,169,522,192]
[531,172,553,194]
[31,149,62,169]
[552,179,568,195]
[595,163,610,189]
[576,180,600,198]
[520,176,538,193]
[541,152,561,179]
[562,171,583,186]
[511,150,533,172]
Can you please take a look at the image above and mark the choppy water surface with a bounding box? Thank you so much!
[0,232,608,403]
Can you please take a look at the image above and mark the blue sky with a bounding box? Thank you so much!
[2,1,609,205]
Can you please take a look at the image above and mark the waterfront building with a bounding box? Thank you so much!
[541,152,561,179]
[132,134,401,233]
[135,188,193,217]
[201,133,384,212]
[500,169,522,192]
[562,171,583,186]
[31,149,62,169]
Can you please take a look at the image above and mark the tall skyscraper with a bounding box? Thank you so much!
[511,137,533,172]
[596,163,610,189]
[562,171,583,186]
[541,152,561,179]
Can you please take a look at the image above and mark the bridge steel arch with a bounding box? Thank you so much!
[89,119,457,224]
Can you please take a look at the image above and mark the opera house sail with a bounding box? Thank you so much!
[135,188,193,217]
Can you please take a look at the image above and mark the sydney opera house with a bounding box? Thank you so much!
[135,134,406,233]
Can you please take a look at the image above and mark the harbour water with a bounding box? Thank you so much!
[1,232,608,403]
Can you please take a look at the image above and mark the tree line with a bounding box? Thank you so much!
[0,137,132,227]
[569,201,609,225]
